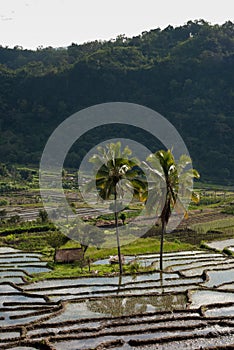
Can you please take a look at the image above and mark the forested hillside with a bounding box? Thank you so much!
[0,20,233,184]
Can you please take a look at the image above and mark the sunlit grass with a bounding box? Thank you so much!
[28,237,194,282]
[191,217,234,234]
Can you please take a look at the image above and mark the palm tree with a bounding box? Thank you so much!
[145,149,200,271]
[89,142,147,274]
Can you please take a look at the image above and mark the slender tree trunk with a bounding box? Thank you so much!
[160,270,164,292]
[117,274,122,294]
[160,220,166,271]
[114,194,123,274]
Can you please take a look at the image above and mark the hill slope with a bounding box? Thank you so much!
[0,20,233,184]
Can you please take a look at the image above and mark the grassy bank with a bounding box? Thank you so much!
[191,217,234,234]
[27,237,194,282]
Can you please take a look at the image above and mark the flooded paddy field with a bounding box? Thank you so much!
[0,246,233,349]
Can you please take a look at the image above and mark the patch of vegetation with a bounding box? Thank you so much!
[28,260,155,282]
[200,240,219,253]
[0,223,55,236]
[223,247,234,256]
[221,204,234,215]
[189,188,234,210]
[0,229,68,257]
[191,218,234,234]
[58,236,194,260]
[96,209,141,223]
[26,237,195,282]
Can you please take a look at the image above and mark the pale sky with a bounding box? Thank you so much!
[0,0,233,50]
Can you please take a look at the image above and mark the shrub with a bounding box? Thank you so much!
[223,247,233,256]
[46,231,70,249]
[38,209,49,223]
[0,199,8,206]
[221,206,234,215]
[129,260,140,274]
[120,212,127,225]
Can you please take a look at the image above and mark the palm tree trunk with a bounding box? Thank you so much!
[160,220,166,271]
[117,274,122,294]
[160,270,164,292]
[114,194,123,274]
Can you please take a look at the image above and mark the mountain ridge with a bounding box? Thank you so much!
[0,20,233,184]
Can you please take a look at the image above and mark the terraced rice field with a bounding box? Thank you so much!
[0,244,233,349]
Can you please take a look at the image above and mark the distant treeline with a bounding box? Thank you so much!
[0,20,233,184]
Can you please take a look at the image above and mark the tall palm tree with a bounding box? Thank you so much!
[89,142,147,274]
[145,149,200,271]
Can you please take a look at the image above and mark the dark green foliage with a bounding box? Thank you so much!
[0,199,8,206]
[221,204,234,215]
[46,231,69,249]
[0,209,7,217]
[223,247,233,256]
[0,20,233,184]
[198,197,221,205]
[0,223,55,236]
[3,230,67,252]
[0,182,27,194]
[38,209,49,223]
[120,212,127,225]
[18,168,33,181]
[7,215,21,224]
[0,163,9,177]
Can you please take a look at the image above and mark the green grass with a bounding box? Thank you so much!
[0,229,68,258]
[28,262,154,282]
[194,182,234,191]
[27,237,195,282]
[223,247,234,256]
[60,236,194,261]
[221,205,234,215]
[191,217,234,234]
[0,224,195,282]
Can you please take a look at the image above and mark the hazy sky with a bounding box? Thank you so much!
[0,0,233,49]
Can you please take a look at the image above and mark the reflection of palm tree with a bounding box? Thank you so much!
[145,293,187,312]
[160,271,164,292]
[89,142,147,274]
[117,275,122,295]
[87,296,147,317]
[87,293,187,317]
[145,150,200,271]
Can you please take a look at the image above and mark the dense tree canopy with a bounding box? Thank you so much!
[0,20,233,184]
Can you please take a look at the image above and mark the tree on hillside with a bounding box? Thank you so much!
[145,149,200,270]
